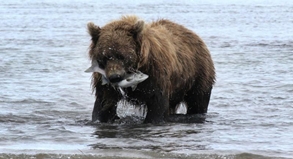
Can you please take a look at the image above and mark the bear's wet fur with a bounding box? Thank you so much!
[87,15,215,123]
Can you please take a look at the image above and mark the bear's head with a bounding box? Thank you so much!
[87,16,145,85]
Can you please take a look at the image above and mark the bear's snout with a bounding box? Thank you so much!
[108,73,124,83]
[105,61,126,83]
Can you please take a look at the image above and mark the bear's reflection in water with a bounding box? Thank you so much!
[90,119,205,151]
[81,99,207,154]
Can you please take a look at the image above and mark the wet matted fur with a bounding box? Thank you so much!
[87,15,215,123]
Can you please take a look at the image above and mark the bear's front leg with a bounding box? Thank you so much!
[92,97,118,123]
[144,90,169,124]
[92,85,120,123]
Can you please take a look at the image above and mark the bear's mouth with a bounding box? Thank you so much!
[101,71,148,91]
[85,60,149,90]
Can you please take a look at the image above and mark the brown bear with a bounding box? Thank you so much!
[86,15,215,123]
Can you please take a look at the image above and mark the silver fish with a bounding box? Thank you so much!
[85,60,109,85]
[117,71,148,91]
[85,60,148,90]
[84,60,106,77]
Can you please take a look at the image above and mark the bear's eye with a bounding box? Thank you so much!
[116,54,125,60]
[97,60,105,69]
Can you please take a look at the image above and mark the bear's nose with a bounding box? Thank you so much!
[108,74,123,83]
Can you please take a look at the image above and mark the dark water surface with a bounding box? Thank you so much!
[1,0,293,158]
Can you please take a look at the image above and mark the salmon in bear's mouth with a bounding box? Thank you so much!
[85,60,148,91]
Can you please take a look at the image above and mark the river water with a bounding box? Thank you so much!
[1,0,292,158]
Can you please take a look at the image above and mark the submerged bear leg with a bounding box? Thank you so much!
[144,91,169,124]
[185,86,212,114]
[92,86,120,123]
[92,98,119,123]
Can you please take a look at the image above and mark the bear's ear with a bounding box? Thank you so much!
[131,20,144,39]
[87,22,100,44]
